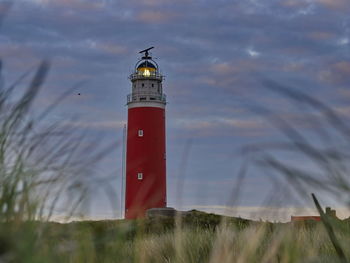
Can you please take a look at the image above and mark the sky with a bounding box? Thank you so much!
[0,0,350,222]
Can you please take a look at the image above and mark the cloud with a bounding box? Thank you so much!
[20,0,107,10]
[0,42,36,60]
[318,61,350,85]
[281,62,306,72]
[219,117,264,129]
[333,105,350,118]
[64,120,125,130]
[337,37,349,46]
[281,0,310,9]
[98,43,128,55]
[210,62,232,75]
[173,117,267,138]
[308,31,335,40]
[136,10,180,23]
[210,60,262,76]
[336,88,350,99]
[315,0,349,10]
[129,0,191,7]
[246,48,260,57]
[0,1,12,16]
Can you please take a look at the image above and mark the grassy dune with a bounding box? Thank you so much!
[1,210,350,262]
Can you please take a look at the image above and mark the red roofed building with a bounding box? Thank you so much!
[291,207,337,222]
[291,216,321,222]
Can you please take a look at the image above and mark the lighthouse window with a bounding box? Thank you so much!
[138,130,144,137]
[151,84,154,87]
[142,83,144,87]
[137,173,143,180]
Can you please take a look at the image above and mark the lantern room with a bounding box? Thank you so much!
[128,47,165,105]
[136,61,157,77]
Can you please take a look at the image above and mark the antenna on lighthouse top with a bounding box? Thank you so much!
[139,47,154,59]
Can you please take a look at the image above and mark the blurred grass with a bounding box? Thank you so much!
[0,51,114,260]
[1,210,350,262]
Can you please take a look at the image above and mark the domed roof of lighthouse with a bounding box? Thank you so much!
[137,61,156,70]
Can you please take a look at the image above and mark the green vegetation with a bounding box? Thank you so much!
[1,211,350,262]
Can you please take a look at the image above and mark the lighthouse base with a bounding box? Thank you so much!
[146,207,178,218]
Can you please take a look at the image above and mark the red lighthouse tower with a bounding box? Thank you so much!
[125,47,167,219]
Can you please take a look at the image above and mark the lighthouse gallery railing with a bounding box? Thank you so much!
[127,93,166,103]
[129,72,163,81]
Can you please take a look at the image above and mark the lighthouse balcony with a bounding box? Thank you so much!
[127,93,166,104]
[129,72,163,81]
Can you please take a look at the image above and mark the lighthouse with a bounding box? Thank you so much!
[125,47,167,219]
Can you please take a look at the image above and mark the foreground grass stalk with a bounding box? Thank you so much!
[312,193,348,263]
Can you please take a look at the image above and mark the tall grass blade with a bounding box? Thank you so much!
[311,193,348,263]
